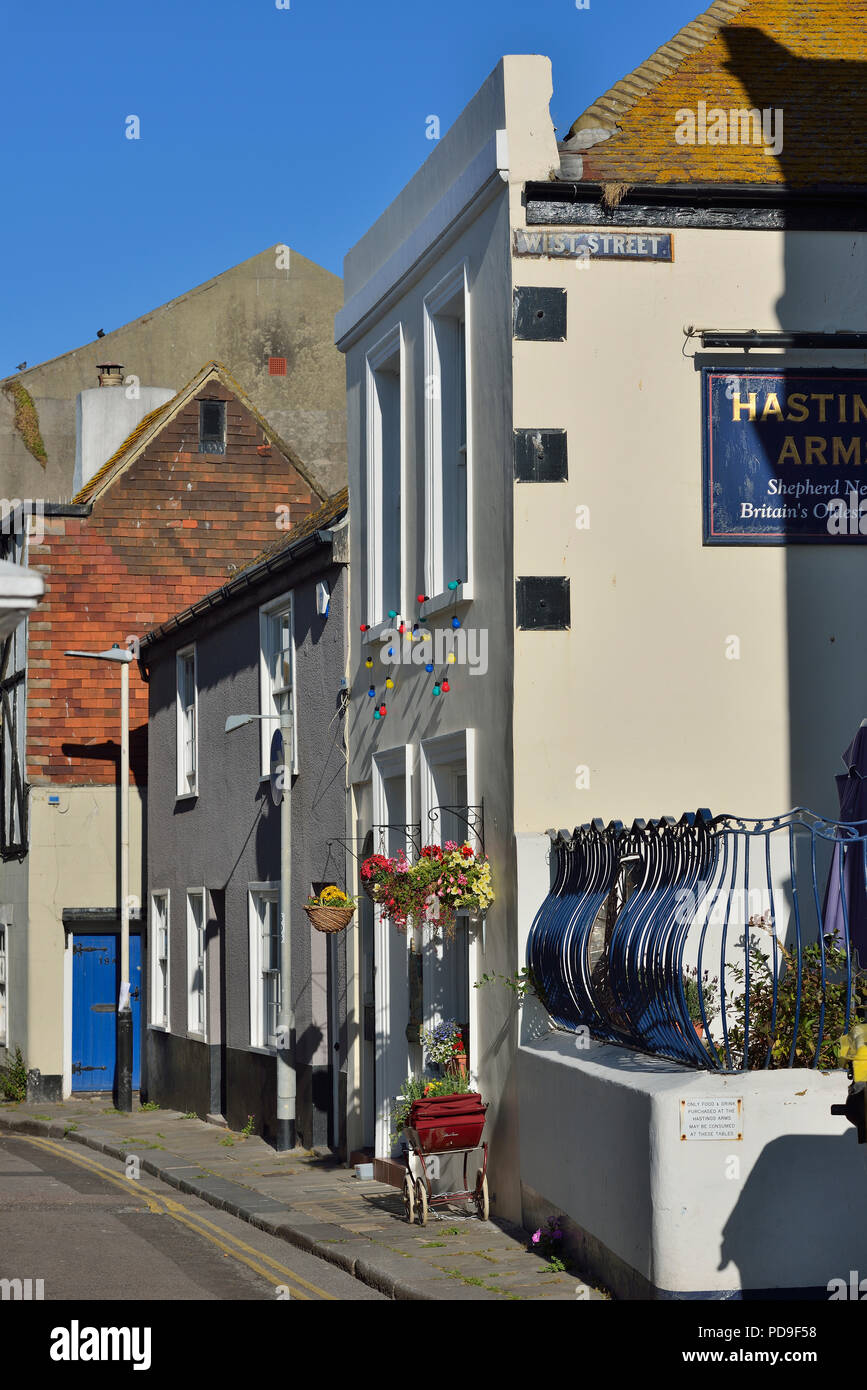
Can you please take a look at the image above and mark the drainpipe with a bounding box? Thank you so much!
[117,655,132,1111]
[276,698,296,1151]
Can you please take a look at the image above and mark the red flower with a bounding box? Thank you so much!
[460,845,474,859]
[361,854,391,881]
[420,845,443,860]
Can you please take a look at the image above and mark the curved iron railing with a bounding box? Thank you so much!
[526,808,867,1071]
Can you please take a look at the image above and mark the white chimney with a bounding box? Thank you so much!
[74,366,176,493]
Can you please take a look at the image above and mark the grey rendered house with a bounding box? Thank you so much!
[139,490,350,1148]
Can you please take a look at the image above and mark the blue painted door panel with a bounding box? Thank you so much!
[72,934,141,1092]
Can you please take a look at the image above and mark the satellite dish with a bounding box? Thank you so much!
[270,729,284,806]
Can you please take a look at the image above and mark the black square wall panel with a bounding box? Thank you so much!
[516,576,571,630]
[514,429,568,482]
[513,287,567,341]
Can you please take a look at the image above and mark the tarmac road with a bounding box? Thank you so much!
[0,1133,385,1302]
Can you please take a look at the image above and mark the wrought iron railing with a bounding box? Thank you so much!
[526,809,867,1071]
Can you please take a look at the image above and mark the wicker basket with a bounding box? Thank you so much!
[304,904,355,934]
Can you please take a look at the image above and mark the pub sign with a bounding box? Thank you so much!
[702,369,867,544]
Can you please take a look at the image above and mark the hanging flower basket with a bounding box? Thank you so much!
[360,843,494,938]
[360,853,390,903]
[304,887,357,935]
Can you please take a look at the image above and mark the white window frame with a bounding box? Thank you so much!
[248,884,281,1049]
[364,324,405,627]
[150,891,170,1031]
[0,915,9,1047]
[423,262,473,606]
[186,889,206,1039]
[259,592,299,778]
[176,646,198,798]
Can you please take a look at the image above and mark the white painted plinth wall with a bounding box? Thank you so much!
[518,1034,867,1297]
[515,833,867,1297]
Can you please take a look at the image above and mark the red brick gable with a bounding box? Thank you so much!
[27,377,322,786]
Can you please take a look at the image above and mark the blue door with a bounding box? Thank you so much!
[72,934,141,1092]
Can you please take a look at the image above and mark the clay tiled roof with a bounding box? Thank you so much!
[563,0,867,187]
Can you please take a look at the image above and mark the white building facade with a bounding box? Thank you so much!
[338,0,867,1293]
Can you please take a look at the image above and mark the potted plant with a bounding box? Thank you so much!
[392,1071,486,1153]
[681,966,719,1039]
[420,1018,467,1078]
[303,885,357,935]
[727,914,867,1069]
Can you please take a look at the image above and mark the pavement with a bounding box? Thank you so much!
[0,1096,606,1301]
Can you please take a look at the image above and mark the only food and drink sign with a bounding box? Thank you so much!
[702,369,867,543]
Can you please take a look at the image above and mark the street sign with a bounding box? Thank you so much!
[513,228,673,261]
[269,729,284,806]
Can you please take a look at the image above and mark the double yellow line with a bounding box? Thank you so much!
[15,1134,335,1301]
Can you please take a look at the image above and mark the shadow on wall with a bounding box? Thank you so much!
[722,28,867,815]
[61,724,148,787]
[719,1130,867,1298]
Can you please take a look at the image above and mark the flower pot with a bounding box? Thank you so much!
[693,1022,705,1041]
[304,904,355,934]
[446,1053,468,1079]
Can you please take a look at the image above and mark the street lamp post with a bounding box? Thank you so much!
[226,702,295,1151]
[64,643,135,1112]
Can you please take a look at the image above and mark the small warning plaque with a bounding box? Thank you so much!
[680,1096,743,1141]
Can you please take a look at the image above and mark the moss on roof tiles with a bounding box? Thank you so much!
[565,0,867,187]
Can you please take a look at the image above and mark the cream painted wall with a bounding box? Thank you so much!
[338,49,867,1226]
[510,218,867,830]
[27,785,145,1083]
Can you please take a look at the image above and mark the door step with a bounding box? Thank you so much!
[373,1155,409,1188]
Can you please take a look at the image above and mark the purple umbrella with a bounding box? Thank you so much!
[823,721,867,966]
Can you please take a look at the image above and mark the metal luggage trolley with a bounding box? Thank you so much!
[401,1093,489,1225]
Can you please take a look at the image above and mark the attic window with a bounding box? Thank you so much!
[268,357,287,377]
[199,400,226,455]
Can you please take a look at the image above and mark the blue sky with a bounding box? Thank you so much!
[1,0,703,375]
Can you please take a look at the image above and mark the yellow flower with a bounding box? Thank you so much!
[320,886,347,905]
